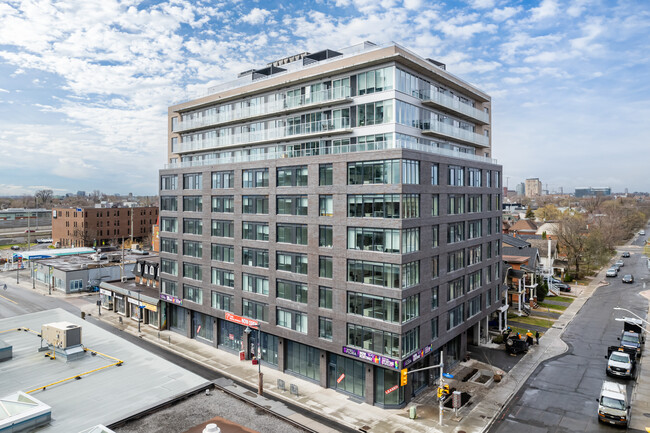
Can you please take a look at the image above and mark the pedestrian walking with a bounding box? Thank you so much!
[526,330,534,347]
[535,331,540,344]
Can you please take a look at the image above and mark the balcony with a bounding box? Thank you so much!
[174,87,352,133]
[417,89,489,125]
[421,120,489,148]
[165,138,497,170]
[177,118,352,153]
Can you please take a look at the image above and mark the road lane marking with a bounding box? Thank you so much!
[0,293,17,304]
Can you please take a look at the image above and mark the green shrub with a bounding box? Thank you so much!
[563,273,573,283]
[492,335,504,344]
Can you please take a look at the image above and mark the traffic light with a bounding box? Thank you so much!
[400,368,408,386]
[437,384,450,399]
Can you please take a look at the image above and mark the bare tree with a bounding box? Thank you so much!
[34,189,53,208]
[556,214,588,278]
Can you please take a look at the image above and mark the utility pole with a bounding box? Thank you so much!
[130,209,134,247]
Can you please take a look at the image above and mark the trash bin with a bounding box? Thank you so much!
[239,350,245,361]
[409,406,417,419]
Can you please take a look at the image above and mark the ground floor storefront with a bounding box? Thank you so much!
[160,302,486,407]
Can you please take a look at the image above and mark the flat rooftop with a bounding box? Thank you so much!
[29,251,157,271]
[0,309,209,432]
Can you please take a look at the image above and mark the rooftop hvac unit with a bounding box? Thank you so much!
[41,322,82,349]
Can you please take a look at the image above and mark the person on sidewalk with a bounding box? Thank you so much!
[535,330,540,344]
[526,330,534,347]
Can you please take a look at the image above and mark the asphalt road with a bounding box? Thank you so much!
[490,231,650,433]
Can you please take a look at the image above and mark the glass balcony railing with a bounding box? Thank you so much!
[175,87,352,133]
[415,89,489,124]
[177,117,351,153]
[421,120,490,147]
[165,138,496,169]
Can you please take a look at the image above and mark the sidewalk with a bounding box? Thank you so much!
[12,267,603,433]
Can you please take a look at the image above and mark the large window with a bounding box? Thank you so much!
[347,259,399,288]
[211,196,234,213]
[468,244,482,266]
[448,277,465,301]
[160,258,178,276]
[346,324,398,358]
[468,168,481,187]
[319,195,333,216]
[161,279,178,297]
[432,256,439,279]
[160,196,177,211]
[319,286,332,309]
[448,222,465,244]
[242,248,268,268]
[211,244,234,263]
[211,170,234,189]
[277,279,308,304]
[448,304,464,330]
[468,270,482,291]
[448,166,464,186]
[319,317,333,340]
[431,164,439,186]
[243,273,269,295]
[432,194,439,216]
[448,195,465,215]
[357,66,393,95]
[348,291,399,323]
[183,218,203,235]
[319,256,333,278]
[431,287,438,309]
[277,166,308,187]
[468,220,482,239]
[347,160,399,185]
[161,175,178,190]
[183,173,202,190]
[242,195,269,214]
[402,160,419,184]
[276,223,307,245]
[431,317,439,340]
[448,250,465,272]
[432,225,439,248]
[468,295,481,318]
[467,195,482,213]
[211,291,233,312]
[161,217,178,233]
[286,341,320,381]
[319,225,333,248]
[277,195,308,215]
[183,196,202,212]
[319,163,333,186]
[277,308,308,334]
[183,240,202,258]
[242,222,269,241]
[277,251,308,274]
[242,168,269,188]
[160,238,178,254]
[211,268,234,288]
[356,100,393,126]
[183,284,202,304]
[402,194,420,218]
[347,194,400,219]
[183,262,202,281]
[347,227,399,253]
[402,327,420,357]
[402,294,420,323]
[243,299,268,322]
[402,261,420,288]
[211,220,234,238]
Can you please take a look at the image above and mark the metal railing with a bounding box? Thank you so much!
[422,120,490,147]
[165,138,497,169]
[416,89,489,123]
[177,117,351,153]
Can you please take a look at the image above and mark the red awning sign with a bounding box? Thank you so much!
[337,373,345,384]
[225,312,259,328]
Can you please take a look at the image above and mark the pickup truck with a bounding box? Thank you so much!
[605,346,636,379]
[618,318,645,357]
[597,381,630,427]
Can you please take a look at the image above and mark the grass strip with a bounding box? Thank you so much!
[538,302,568,311]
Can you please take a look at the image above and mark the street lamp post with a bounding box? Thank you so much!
[613,307,650,332]
[244,325,264,396]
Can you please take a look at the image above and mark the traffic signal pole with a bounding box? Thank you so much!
[400,351,446,426]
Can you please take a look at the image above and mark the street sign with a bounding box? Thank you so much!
[337,373,345,384]
[443,373,454,379]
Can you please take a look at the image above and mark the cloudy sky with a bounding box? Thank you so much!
[0,0,648,196]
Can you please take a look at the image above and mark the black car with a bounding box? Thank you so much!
[550,277,571,292]
[622,252,630,258]
[622,275,634,284]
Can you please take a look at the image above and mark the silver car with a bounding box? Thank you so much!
[606,268,618,277]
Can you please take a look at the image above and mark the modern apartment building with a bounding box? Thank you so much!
[525,178,542,197]
[52,207,159,248]
[158,42,503,407]
[574,187,611,198]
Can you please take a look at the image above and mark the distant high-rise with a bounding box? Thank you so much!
[574,187,611,198]
[525,178,542,197]
[515,182,525,196]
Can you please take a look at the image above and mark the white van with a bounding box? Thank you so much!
[597,381,629,426]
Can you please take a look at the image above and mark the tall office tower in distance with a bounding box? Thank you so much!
[159,42,503,407]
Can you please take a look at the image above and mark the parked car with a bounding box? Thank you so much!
[640,230,646,235]
[24,229,35,233]
[622,275,634,284]
[10,245,20,251]
[606,268,618,277]
[612,263,622,271]
[621,252,630,258]
[615,260,624,268]
[549,277,571,292]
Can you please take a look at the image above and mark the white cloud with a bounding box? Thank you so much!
[0,88,9,93]
[240,7,271,25]
[469,0,495,9]
[435,20,497,39]
[487,6,522,22]
[403,0,422,10]
[529,0,560,22]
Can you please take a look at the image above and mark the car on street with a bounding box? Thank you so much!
[622,275,634,284]
[621,252,630,258]
[612,263,622,271]
[640,230,646,235]
[615,260,624,268]
[24,229,35,233]
[606,268,618,277]
[10,245,20,251]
